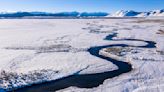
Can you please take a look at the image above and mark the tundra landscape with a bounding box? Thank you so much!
[0,17,163,92]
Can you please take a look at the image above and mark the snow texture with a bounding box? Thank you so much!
[0,18,163,92]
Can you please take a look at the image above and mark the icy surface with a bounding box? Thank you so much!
[57,18,164,92]
[0,18,164,92]
[0,19,118,90]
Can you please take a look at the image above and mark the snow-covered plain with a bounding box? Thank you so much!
[0,18,164,92]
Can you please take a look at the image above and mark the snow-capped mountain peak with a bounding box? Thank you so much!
[110,9,164,17]
[111,10,140,17]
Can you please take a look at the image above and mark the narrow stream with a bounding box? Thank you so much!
[12,32,156,92]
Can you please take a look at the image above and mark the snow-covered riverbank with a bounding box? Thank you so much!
[0,18,163,92]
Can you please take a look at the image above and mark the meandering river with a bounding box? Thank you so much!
[12,30,156,92]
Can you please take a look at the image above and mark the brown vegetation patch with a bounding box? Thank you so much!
[104,47,137,56]
[156,29,164,35]
[0,69,59,90]
[132,19,164,24]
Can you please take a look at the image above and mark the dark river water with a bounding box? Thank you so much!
[12,32,156,92]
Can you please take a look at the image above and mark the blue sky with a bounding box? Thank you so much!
[0,0,163,12]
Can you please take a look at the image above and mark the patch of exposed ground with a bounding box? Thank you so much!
[0,69,59,91]
[103,47,139,57]
[133,19,164,24]
[156,29,164,35]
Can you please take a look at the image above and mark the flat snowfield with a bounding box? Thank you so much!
[0,18,163,92]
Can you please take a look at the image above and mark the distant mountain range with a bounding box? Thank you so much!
[0,9,163,18]
[0,12,108,18]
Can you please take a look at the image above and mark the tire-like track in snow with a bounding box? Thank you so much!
[13,33,156,92]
